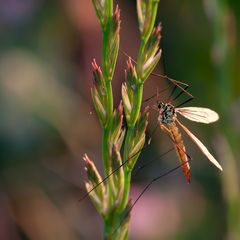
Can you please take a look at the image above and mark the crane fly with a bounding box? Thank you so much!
[157,101,223,183]
[111,100,223,237]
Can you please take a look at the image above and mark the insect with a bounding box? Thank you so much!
[157,100,223,182]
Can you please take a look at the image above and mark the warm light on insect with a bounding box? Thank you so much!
[157,101,223,183]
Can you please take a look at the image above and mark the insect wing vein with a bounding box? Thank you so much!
[176,119,223,171]
[176,107,219,124]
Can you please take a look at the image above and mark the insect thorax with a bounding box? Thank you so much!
[158,102,176,124]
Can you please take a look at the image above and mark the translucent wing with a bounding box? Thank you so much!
[176,119,223,171]
[176,107,219,124]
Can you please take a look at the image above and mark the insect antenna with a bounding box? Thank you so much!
[175,96,194,108]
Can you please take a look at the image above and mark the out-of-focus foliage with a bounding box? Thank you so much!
[0,0,239,239]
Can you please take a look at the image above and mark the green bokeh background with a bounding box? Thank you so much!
[0,0,239,239]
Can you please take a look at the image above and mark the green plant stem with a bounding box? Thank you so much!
[117,36,150,211]
[101,34,114,177]
[102,30,110,79]
[107,0,113,19]
[101,9,114,184]
[105,81,114,122]
[118,0,159,211]
[121,171,132,212]
[96,1,160,239]
[140,1,159,45]
[104,217,113,240]
[130,84,143,128]
[119,128,134,211]
[101,3,120,238]
[119,82,143,211]
[104,213,126,240]
[102,128,111,173]
[101,10,114,235]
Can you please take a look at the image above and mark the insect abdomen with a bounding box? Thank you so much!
[169,123,190,183]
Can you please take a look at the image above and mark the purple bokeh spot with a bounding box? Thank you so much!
[0,0,42,26]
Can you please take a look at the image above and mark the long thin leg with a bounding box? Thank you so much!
[171,85,189,102]
[167,85,177,102]
[122,51,193,98]
[131,157,190,212]
[150,73,193,99]
[79,122,161,202]
[112,156,191,237]
[133,147,174,177]
[78,138,151,202]
[176,96,194,108]
[142,86,170,103]
[162,52,178,103]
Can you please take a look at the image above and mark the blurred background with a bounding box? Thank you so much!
[0,0,239,239]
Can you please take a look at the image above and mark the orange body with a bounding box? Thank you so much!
[168,122,190,183]
[158,102,222,182]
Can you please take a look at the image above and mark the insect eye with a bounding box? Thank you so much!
[157,101,161,109]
